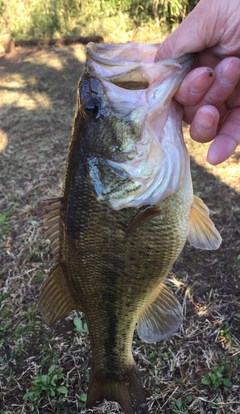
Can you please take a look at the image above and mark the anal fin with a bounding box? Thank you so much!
[137,284,183,343]
[39,264,80,325]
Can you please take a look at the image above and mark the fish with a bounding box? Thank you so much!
[39,42,222,414]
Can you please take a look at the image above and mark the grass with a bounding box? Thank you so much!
[0,39,240,414]
[0,0,170,45]
[23,364,68,403]
[0,0,196,45]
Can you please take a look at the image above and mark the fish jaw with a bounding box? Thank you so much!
[107,101,189,209]
[80,43,195,210]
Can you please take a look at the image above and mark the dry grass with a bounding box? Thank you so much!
[0,44,239,414]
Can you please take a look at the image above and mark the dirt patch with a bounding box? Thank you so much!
[0,45,239,414]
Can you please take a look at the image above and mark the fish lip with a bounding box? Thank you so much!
[157,52,197,65]
[86,42,140,67]
[174,53,198,72]
[175,53,198,64]
[86,42,197,70]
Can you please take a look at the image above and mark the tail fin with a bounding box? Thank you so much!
[86,365,148,414]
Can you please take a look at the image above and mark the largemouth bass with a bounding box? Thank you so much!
[40,42,222,414]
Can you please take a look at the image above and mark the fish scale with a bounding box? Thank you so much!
[60,165,190,398]
[40,42,222,414]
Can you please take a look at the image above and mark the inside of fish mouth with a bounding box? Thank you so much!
[109,79,149,90]
[107,70,150,90]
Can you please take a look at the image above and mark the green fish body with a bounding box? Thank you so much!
[40,43,221,414]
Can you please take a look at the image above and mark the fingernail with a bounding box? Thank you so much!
[190,68,214,95]
[219,58,240,86]
[195,107,216,132]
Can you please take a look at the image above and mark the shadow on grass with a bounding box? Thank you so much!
[174,158,240,339]
[0,45,85,207]
[0,46,85,152]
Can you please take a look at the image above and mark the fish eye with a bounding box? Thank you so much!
[83,98,100,119]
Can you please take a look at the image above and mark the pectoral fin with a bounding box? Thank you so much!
[39,264,81,325]
[188,195,222,250]
[137,284,183,343]
[126,205,161,235]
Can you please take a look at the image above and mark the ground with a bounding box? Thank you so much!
[0,44,239,414]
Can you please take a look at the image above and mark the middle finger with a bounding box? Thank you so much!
[183,57,240,123]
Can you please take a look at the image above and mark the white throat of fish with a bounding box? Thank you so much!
[105,99,189,210]
[86,52,193,211]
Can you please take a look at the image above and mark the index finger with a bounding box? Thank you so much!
[175,66,215,106]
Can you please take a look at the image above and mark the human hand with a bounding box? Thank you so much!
[155,0,240,165]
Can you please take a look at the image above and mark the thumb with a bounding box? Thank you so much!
[155,1,210,61]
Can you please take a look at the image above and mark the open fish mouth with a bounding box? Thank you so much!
[81,43,196,210]
[86,42,195,68]
[86,42,195,91]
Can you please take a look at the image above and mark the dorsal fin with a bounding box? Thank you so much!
[137,283,183,343]
[188,195,222,250]
[41,197,61,211]
[39,198,82,324]
[40,198,62,259]
[39,263,81,325]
